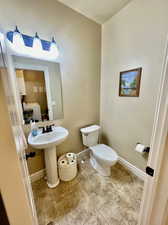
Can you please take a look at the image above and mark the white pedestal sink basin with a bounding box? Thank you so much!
[28,126,69,188]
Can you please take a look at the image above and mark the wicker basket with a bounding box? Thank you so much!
[58,153,77,181]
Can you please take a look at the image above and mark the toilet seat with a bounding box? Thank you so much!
[90,144,118,162]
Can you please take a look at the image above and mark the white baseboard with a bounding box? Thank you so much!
[77,149,146,180]
[118,156,146,181]
[30,169,45,183]
[30,152,146,182]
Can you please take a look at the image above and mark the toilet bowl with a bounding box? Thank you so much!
[80,125,118,177]
[90,144,118,176]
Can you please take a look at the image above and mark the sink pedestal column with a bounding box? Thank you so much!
[44,146,59,188]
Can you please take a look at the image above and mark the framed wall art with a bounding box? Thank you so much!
[119,67,142,97]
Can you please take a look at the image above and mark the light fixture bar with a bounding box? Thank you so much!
[6,27,60,60]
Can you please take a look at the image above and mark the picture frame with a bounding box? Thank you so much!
[119,67,142,97]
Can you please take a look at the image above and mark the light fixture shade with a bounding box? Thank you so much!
[7,29,60,61]
[13,26,25,49]
[33,32,43,54]
[50,37,59,58]
[0,32,4,41]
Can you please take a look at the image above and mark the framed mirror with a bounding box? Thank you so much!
[12,56,63,124]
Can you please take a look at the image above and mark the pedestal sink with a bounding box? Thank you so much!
[28,126,69,188]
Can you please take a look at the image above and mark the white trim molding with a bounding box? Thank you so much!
[30,169,45,183]
[30,151,146,183]
[118,156,146,181]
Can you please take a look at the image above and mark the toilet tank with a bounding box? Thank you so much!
[80,125,100,147]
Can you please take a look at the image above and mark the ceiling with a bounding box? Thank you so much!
[57,0,132,24]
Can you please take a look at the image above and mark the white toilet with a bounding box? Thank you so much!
[80,125,118,176]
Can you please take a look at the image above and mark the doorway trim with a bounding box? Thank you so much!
[138,35,168,225]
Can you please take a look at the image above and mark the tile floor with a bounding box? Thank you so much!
[32,160,143,225]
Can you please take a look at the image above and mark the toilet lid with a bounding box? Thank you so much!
[80,125,100,134]
[90,144,118,162]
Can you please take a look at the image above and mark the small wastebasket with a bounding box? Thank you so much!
[58,153,77,182]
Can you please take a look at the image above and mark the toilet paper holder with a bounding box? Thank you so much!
[136,143,150,153]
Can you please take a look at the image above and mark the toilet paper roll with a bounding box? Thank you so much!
[68,159,76,165]
[59,159,68,167]
[135,143,145,154]
[66,153,75,163]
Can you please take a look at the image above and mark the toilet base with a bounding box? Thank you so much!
[90,156,111,176]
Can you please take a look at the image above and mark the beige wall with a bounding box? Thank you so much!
[0,0,101,174]
[101,0,168,171]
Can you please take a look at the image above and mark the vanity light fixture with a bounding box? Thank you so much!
[6,27,60,60]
